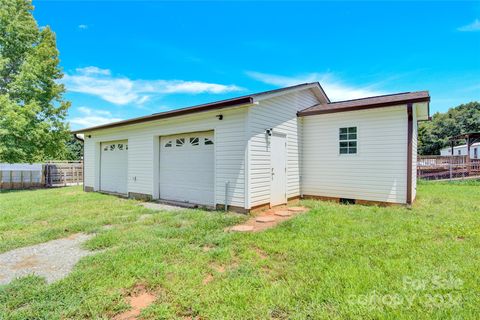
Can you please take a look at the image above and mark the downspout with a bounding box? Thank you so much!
[406,103,413,206]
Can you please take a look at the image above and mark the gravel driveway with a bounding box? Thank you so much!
[0,233,94,285]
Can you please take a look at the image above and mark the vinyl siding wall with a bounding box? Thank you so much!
[248,89,319,207]
[302,105,408,204]
[83,107,247,207]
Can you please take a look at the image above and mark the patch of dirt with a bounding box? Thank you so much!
[202,244,215,252]
[254,247,268,259]
[202,274,214,285]
[12,255,39,270]
[456,236,465,241]
[67,233,80,240]
[210,264,226,273]
[114,284,156,320]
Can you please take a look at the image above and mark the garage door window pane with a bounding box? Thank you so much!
[118,144,124,150]
[103,146,108,151]
[190,137,199,146]
[176,138,185,147]
[204,138,214,145]
[165,141,172,147]
[110,144,115,151]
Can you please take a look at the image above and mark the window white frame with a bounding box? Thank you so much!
[339,126,357,155]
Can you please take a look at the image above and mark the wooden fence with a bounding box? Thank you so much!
[417,155,480,180]
[0,161,83,190]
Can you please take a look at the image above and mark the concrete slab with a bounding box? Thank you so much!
[139,202,184,211]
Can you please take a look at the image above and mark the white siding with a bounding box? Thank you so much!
[248,89,319,207]
[83,107,247,207]
[302,105,408,204]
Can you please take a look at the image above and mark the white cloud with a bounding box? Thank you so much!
[77,66,111,76]
[246,71,384,101]
[78,24,88,30]
[458,19,480,32]
[62,67,244,105]
[70,107,123,128]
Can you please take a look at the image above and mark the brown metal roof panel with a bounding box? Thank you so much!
[299,91,430,116]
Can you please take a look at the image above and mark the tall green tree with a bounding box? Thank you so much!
[418,101,480,155]
[0,0,70,163]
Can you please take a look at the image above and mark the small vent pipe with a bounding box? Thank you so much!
[224,180,230,212]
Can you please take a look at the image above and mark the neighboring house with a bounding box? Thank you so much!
[440,142,480,158]
[73,83,430,212]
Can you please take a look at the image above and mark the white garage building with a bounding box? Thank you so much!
[73,83,430,212]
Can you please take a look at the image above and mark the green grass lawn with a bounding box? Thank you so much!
[1,181,479,319]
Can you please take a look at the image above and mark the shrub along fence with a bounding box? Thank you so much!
[0,161,83,190]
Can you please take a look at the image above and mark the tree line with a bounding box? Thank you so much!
[419,101,480,155]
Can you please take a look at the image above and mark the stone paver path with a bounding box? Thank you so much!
[227,206,308,232]
[0,233,94,285]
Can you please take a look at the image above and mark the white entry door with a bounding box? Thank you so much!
[159,131,215,206]
[100,140,128,194]
[270,133,287,206]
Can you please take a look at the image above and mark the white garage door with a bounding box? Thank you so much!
[100,140,128,194]
[160,131,214,206]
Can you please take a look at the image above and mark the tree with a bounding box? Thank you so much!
[0,0,71,163]
[418,101,480,155]
[65,137,83,160]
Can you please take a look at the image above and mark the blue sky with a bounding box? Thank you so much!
[33,1,480,130]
